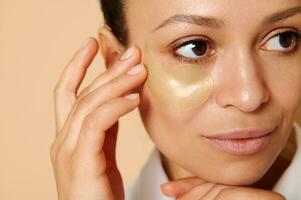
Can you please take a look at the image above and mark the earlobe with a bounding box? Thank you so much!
[98,25,125,68]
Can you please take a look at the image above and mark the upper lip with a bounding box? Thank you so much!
[204,127,275,140]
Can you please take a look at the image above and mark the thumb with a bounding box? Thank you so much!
[161,176,206,197]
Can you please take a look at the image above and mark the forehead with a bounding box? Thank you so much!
[126,0,301,32]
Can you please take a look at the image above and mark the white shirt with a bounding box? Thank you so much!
[125,122,301,200]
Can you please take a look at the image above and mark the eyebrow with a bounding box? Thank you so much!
[153,15,224,31]
[263,6,301,25]
[153,6,301,32]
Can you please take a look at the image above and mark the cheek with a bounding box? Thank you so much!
[139,45,215,146]
[263,57,301,114]
[138,82,198,152]
[145,63,214,111]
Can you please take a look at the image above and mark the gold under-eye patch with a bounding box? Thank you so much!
[142,44,214,112]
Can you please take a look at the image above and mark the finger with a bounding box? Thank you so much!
[53,47,141,156]
[72,93,140,176]
[214,187,286,200]
[53,37,99,133]
[176,183,215,200]
[161,177,206,197]
[77,46,141,99]
[53,46,141,151]
[201,184,230,200]
[61,64,146,153]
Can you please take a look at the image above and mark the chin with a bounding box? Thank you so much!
[214,170,266,186]
[191,161,271,186]
[186,132,281,186]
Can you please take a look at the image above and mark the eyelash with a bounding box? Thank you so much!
[262,29,301,56]
[170,29,301,64]
[170,36,215,64]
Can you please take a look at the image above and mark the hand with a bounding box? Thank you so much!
[161,177,286,200]
[50,37,147,200]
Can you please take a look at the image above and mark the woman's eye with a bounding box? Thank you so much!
[175,40,210,59]
[262,31,299,52]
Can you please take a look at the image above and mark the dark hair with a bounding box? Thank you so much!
[99,0,128,46]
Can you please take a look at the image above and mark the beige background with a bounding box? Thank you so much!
[0,0,301,199]
[0,0,154,199]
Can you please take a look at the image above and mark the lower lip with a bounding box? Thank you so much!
[204,133,273,156]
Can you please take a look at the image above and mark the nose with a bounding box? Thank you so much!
[215,49,270,113]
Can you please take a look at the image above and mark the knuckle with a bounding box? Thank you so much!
[82,114,101,130]
[101,81,117,94]
[49,142,73,166]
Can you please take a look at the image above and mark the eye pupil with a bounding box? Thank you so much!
[279,32,294,48]
[191,41,208,56]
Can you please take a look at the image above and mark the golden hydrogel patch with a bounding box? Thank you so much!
[143,44,214,112]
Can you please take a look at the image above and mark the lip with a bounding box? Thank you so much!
[203,127,276,156]
[205,127,275,140]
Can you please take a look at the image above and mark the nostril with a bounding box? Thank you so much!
[216,85,270,113]
[240,89,269,112]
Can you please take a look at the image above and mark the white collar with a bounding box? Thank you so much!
[125,122,301,200]
[125,147,173,200]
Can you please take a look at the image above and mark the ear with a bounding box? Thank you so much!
[98,24,126,69]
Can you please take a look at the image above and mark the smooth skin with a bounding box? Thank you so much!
[50,37,285,199]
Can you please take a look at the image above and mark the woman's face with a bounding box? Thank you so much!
[125,0,301,185]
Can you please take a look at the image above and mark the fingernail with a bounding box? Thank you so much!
[120,47,135,61]
[160,183,175,197]
[80,38,91,50]
[127,64,144,75]
[124,93,139,100]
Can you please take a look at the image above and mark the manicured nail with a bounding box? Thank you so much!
[120,47,135,61]
[124,93,139,100]
[80,38,91,50]
[126,64,144,75]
